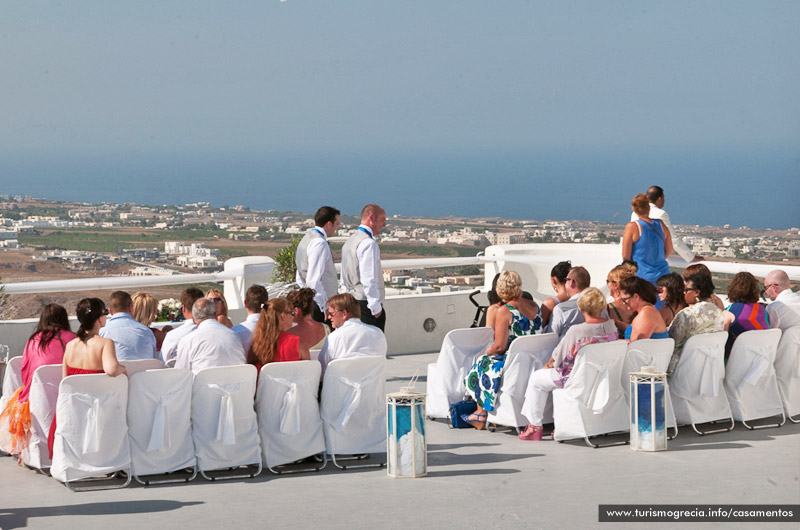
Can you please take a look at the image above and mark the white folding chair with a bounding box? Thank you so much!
[256,361,326,473]
[623,338,678,439]
[774,325,800,423]
[21,364,62,470]
[668,331,734,435]
[120,358,165,377]
[191,365,262,480]
[0,356,23,455]
[489,333,558,430]
[50,374,131,491]
[552,340,629,447]
[128,368,196,485]
[320,357,386,469]
[723,329,785,429]
[426,327,494,418]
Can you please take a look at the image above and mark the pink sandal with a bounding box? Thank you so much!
[518,424,544,441]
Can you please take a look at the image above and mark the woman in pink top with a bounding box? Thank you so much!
[0,304,76,460]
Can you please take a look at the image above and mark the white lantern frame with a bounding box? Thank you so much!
[386,391,427,478]
[630,370,668,452]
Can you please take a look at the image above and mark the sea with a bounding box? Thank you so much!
[2,147,798,230]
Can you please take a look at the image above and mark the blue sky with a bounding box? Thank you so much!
[1,1,798,227]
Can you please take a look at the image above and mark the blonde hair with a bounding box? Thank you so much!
[496,270,522,302]
[206,288,228,317]
[131,292,157,327]
[577,287,607,317]
[607,262,637,284]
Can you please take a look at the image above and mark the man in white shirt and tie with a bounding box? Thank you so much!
[340,204,387,332]
[295,206,341,323]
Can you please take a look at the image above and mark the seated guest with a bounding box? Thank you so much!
[0,304,75,460]
[622,193,673,285]
[319,294,387,377]
[131,292,172,353]
[519,288,618,440]
[286,288,329,359]
[232,284,269,353]
[160,287,205,363]
[550,266,607,338]
[247,298,301,372]
[48,298,127,458]
[99,290,157,361]
[667,273,726,374]
[683,264,725,310]
[606,262,638,334]
[540,261,571,329]
[723,272,770,360]
[483,273,504,328]
[206,288,234,328]
[619,277,669,341]
[764,269,800,331]
[656,273,686,327]
[462,270,537,429]
[175,298,245,373]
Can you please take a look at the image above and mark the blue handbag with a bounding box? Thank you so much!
[448,399,477,429]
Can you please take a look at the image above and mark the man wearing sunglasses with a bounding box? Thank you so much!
[764,270,800,331]
[319,293,387,377]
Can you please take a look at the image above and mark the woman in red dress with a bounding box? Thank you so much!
[247,298,300,372]
[48,298,127,458]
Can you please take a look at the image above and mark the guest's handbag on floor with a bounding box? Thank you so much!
[448,399,477,429]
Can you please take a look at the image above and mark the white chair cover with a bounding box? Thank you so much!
[552,340,629,442]
[623,338,677,430]
[490,333,559,428]
[255,361,326,468]
[426,327,494,418]
[21,364,62,469]
[120,359,165,377]
[50,374,131,483]
[668,332,733,426]
[128,368,196,477]
[0,356,23,453]
[191,365,261,473]
[0,356,23,410]
[320,357,386,455]
[774,325,800,419]
[723,329,784,422]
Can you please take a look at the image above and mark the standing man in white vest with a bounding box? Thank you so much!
[295,206,341,323]
[340,204,387,332]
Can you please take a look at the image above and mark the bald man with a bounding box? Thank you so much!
[764,270,800,331]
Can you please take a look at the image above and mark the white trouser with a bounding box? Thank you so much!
[522,368,559,426]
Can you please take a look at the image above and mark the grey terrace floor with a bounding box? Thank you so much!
[1,351,799,530]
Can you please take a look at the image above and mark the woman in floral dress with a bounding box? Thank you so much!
[462,270,538,429]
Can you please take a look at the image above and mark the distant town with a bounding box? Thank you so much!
[1,195,798,304]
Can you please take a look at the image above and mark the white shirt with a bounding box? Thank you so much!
[355,226,383,316]
[297,229,337,311]
[232,313,260,353]
[320,318,387,376]
[160,320,197,363]
[175,319,245,374]
[767,289,800,331]
[631,202,695,262]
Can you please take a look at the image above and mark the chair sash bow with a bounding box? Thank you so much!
[208,383,243,446]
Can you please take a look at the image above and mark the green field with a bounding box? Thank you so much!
[19,229,229,253]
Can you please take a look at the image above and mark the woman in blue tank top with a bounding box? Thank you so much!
[622,193,673,285]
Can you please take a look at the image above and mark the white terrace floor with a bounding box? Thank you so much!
[1,351,799,530]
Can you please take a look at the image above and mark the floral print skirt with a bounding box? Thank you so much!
[464,353,506,412]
